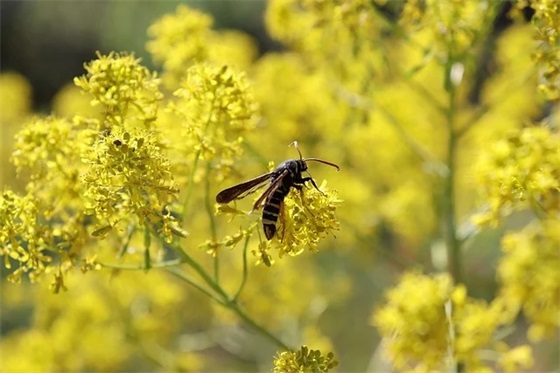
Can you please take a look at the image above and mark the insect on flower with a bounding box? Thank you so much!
[216,142,339,240]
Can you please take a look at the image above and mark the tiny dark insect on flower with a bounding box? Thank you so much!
[216,141,339,240]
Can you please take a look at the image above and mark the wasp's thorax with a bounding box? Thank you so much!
[272,159,307,176]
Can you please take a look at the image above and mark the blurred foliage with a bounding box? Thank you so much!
[1,1,559,372]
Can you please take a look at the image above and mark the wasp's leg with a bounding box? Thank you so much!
[279,202,286,242]
[292,184,303,190]
[301,176,324,195]
[297,186,317,218]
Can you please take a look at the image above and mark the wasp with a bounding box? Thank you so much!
[216,142,339,240]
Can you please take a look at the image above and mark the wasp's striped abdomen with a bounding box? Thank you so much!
[262,186,289,240]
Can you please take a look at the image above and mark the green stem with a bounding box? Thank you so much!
[172,244,229,299]
[171,242,291,350]
[443,62,463,284]
[228,301,291,351]
[102,239,288,350]
[118,225,136,258]
[165,266,227,306]
[233,234,251,301]
[182,149,202,215]
[204,162,219,282]
[100,259,183,270]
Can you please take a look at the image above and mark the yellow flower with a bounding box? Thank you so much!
[0,269,199,372]
[273,345,338,373]
[473,125,560,226]
[373,272,535,371]
[400,0,498,58]
[147,5,213,80]
[498,345,534,373]
[266,0,375,55]
[82,127,180,242]
[74,52,162,128]
[0,190,51,284]
[12,116,93,183]
[0,72,32,123]
[373,272,453,371]
[517,0,560,101]
[216,175,341,264]
[269,180,341,258]
[169,63,258,181]
[453,295,506,369]
[5,116,94,288]
[498,220,560,341]
[147,4,257,89]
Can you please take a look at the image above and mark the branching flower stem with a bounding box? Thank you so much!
[173,242,291,350]
[105,229,290,351]
[165,266,227,306]
[181,245,290,350]
[229,300,291,351]
[102,239,291,351]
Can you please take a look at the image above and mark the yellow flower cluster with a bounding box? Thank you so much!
[269,181,341,258]
[2,50,192,288]
[273,345,338,373]
[252,54,346,144]
[473,125,560,226]
[519,0,560,100]
[170,63,257,181]
[373,272,533,372]
[147,5,212,72]
[11,116,92,187]
[400,0,497,58]
[0,270,202,372]
[147,5,257,88]
[498,220,560,341]
[452,291,531,371]
[73,51,188,243]
[373,273,452,370]
[0,72,32,190]
[82,127,182,242]
[0,72,31,123]
[266,0,375,54]
[265,0,381,93]
[4,116,94,289]
[0,191,51,284]
[74,52,162,127]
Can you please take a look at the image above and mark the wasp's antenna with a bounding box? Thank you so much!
[303,158,340,171]
[289,141,304,160]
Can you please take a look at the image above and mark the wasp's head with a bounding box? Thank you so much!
[275,159,307,175]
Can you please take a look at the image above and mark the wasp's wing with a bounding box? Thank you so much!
[251,169,288,212]
[216,172,273,204]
